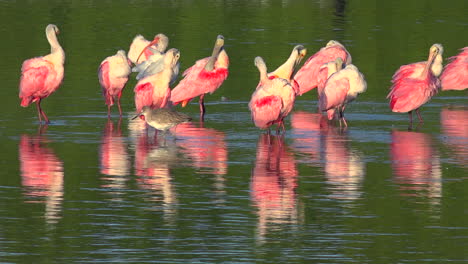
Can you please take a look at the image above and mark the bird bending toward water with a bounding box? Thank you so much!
[440,47,468,91]
[294,40,352,96]
[387,44,443,128]
[134,48,180,112]
[268,45,307,85]
[128,33,166,65]
[249,56,296,133]
[19,24,65,124]
[98,50,132,117]
[170,35,229,121]
[132,106,192,132]
[318,58,367,127]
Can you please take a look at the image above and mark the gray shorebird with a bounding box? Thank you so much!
[132,106,192,132]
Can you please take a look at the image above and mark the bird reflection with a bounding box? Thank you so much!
[291,111,365,200]
[251,134,300,243]
[390,130,442,202]
[130,117,178,223]
[99,119,130,193]
[440,107,468,168]
[18,127,63,225]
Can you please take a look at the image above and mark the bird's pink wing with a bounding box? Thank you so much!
[392,62,425,84]
[19,58,55,106]
[249,94,282,129]
[441,47,468,91]
[388,76,438,113]
[98,61,110,90]
[171,57,229,104]
[294,46,349,95]
[134,82,153,112]
[319,77,349,112]
[316,66,329,95]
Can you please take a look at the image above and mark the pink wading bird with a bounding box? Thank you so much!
[128,33,167,65]
[98,50,132,117]
[19,24,65,124]
[440,47,468,91]
[170,35,229,121]
[268,45,307,83]
[134,48,180,113]
[249,57,296,133]
[319,57,367,127]
[387,44,444,128]
[294,40,352,96]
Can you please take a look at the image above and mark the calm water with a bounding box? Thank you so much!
[1,0,467,263]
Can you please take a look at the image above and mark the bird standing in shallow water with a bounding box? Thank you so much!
[440,47,468,91]
[19,24,65,124]
[98,50,132,118]
[294,40,352,96]
[132,106,192,132]
[170,35,229,121]
[249,56,296,133]
[318,58,367,127]
[387,44,443,128]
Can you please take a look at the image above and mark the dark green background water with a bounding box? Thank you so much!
[0,0,467,263]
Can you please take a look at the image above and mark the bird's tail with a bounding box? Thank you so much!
[20,96,33,107]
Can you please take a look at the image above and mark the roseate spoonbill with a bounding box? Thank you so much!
[134,48,180,112]
[128,33,168,65]
[440,47,468,91]
[132,106,192,132]
[98,50,132,117]
[294,40,352,96]
[170,35,229,121]
[249,57,296,133]
[319,58,367,127]
[19,24,65,124]
[268,45,307,84]
[387,44,443,128]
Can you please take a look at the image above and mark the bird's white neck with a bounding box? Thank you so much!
[46,28,65,65]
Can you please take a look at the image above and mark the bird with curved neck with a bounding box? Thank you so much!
[249,56,296,133]
[294,40,352,96]
[387,44,443,128]
[128,33,166,65]
[319,57,367,127]
[170,35,229,121]
[268,45,307,93]
[19,24,65,124]
[98,50,132,117]
[134,48,181,113]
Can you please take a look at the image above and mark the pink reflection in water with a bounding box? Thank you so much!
[441,108,468,168]
[251,134,300,243]
[174,122,228,176]
[19,132,63,224]
[390,130,442,199]
[100,119,130,178]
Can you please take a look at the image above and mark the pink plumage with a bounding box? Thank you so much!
[128,34,158,65]
[19,24,65,124]
[250,95,283,129]
[294,40,352,96]
[170,35,229,121]
[440,47,468,91]
[98,50,131,117]
[387,44,443,126]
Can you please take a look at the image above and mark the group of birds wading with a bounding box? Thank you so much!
[19,24,468,133]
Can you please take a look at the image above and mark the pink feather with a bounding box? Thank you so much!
[19,58,60,107]
[440,47,468,91]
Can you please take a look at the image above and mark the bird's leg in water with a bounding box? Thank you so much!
[36,100,49,124]
[199,94,206,121]
[416,108,424,124]
[408,111,414,130]
[117,92,123,117]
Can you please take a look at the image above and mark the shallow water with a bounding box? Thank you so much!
[1,0,467,263]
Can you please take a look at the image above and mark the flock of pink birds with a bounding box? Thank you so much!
[19,24,468,130]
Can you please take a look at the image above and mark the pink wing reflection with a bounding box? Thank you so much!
[322,128,365,200]
[174,123,227,175]
[251,134,299,242]
[441,108,468,168]
[290,111,328,165]
[19,134,63,224]
[100,120,130,179]
[390,130,442,198]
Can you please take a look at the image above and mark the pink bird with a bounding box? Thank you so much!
[294,40,352,96]
[134,48,180,112]
[170,35,229,121]
[319,58,367,127]
[268,45,307,84]
[249,56,296,132]
[98,50,132,117]
[440,47,468,91]
[128,33,167,65]
[19,24,65,124]
[387,44,443,128]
